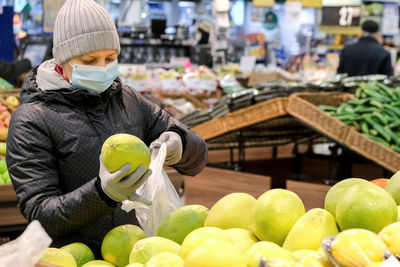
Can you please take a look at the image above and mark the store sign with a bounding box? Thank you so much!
[321,6,361,26]
[381,3,399,36]
[302,0,322,8]
[253,0,274,7]
[263,10,278,30]
[322,0,361,6]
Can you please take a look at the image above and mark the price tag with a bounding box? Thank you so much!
[162,79,180,92]
[128,80,147,92]
[239,56,256,73]
[184,77,201,90]
[200,79,217,92]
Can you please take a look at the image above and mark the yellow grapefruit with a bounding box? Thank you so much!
[250,189,305,245]
[204,193,256,230]
[101,134,150,176]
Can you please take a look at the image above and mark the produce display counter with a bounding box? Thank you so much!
[288,92,400,173]
[192,97,289,141]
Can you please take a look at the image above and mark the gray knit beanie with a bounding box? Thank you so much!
[53,0,120,65]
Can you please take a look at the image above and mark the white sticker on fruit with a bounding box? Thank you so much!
[382,256,400,266]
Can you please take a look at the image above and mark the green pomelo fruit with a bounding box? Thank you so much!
[156,205,208,244]
[336,183,398,233]
[385,171,400,205]
[129,236,180,264]
[101,224,146,267]
[204,193,256,230]
[224,228,258,252]
[145,252,184,267]
[81,260,115,267]
[283,208,339,251]
[40,248,77,267]
[184,239,247,267]
[245,241,295,267]
[250,189,305,245]
[101,134,151,176]
[180,227,232,259]
[324,178,369,217]
[60,242,95,267]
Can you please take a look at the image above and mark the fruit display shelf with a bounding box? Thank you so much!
[192,97,289,141]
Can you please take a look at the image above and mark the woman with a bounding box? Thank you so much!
[6,0,207,257]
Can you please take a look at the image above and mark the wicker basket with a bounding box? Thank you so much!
[346,128,400,173]
[193,97,289,141]
[287,92,354,144]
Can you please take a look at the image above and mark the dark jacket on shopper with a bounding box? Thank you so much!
[337,36,393,77]
[0,58,31,80]
[6,59,207,257]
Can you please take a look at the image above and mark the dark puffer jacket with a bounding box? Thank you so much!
[6,60,207,256]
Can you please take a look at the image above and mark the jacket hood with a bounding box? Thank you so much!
[20,59,122,107]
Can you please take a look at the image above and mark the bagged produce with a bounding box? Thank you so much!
[122,143,183,236]
[321,229,400,267]
[0,220,52,267]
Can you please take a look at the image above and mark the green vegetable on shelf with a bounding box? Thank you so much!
[319,82,400,153]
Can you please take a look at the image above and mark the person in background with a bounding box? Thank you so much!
[197,20,212,45]
[0,58,31,81]
[6,0,207,258]
[13,13,28,60]
[337,20,393,77]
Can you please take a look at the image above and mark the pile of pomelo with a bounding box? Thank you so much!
[38,134,400,266]
[40,170,400,267]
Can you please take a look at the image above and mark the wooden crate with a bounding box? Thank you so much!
[184,167,271,208]
[193,97,288,141]
[346,128,400,173]
[286,180,331,211]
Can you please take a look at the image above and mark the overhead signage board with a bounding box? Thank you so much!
[321,6,361,26]
[253,0,274,7]
[322,0,361,6]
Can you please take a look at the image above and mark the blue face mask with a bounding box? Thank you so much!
[13,25,21,35]
[69,60,119,94]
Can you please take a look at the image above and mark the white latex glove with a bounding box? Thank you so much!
[99,155,152,204]
[150,131,182,165]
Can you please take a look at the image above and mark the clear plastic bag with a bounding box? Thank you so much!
[0,220,52,267]
[122,143,183,236]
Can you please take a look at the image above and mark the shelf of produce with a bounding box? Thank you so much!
[183,167,271,208]
[192,97,289,141]
[286,180,331,211]
[287,92,354,145]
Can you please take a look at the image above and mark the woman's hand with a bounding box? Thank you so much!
[150,131,183,165]
[99,155,152,204]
